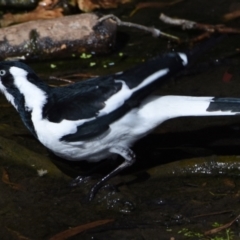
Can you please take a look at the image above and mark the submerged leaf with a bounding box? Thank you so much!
[50,219,114,240]
[1,168,24,191]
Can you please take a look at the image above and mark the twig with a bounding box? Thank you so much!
[130,0,184,17]
[192,210,233,219]
[50,219,114,240]
[98,14,180,42]
[223,10,240,22]
[49,76,74,83]
[160,13,240,34]
[160,13,196,30]
[204,213,240,235]
[60,73,98,79]
[190,32,212,43]
[49,73,98,83]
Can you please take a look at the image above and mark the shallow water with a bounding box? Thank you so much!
[1,0,240,239]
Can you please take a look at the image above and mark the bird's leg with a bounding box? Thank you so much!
[88,146,136,201]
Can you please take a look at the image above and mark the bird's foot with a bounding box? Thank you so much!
[87,179,110,201]
[87,147,136,201]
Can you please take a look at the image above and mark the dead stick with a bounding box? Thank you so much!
[204,213,240,235]
[98,14,180,42]
[192,210,233,219]
[49,76,74,83]
[160,13,240,34]
[160,13,196,29]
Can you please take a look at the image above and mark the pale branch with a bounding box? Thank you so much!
[159,13,196,30]
[98,14,180,42]
[160,13,240,34]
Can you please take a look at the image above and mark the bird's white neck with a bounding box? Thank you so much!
[9,67,48,114]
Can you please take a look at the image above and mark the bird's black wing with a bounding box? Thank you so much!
[43,75,122,122]
[43,52,187,142]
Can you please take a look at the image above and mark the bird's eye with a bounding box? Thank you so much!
[0,70,6,76]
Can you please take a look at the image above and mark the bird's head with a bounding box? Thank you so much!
[0,61,49,110]
[0,61,39,88]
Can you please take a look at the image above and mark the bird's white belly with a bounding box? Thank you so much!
[32,96,168,162]
[54,122,139,162]
[32,112,142,162]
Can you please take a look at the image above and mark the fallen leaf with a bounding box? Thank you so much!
[223,178,235,188]
[78,0,131,12]
[6,227,30,240]
[130,0,184,16]
[0,0,63,27]
[50,219,114,240]
[2,168,24,191]
[205,213,240,235]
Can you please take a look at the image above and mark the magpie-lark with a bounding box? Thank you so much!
[0,47,240,200]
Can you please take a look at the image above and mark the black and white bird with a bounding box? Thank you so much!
[0,47,240,200]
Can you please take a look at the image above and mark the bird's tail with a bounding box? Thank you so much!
[161,96,240,117]
[136,95,240,132]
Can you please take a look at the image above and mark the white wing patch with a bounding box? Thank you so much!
[133,68,169,91]
[98,80,132,116]
[178,53,188,66]
[98,68,169,116]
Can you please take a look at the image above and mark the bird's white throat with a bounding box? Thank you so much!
[9,66,48,113]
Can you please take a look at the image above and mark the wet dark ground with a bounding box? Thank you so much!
[1,0,240,239]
